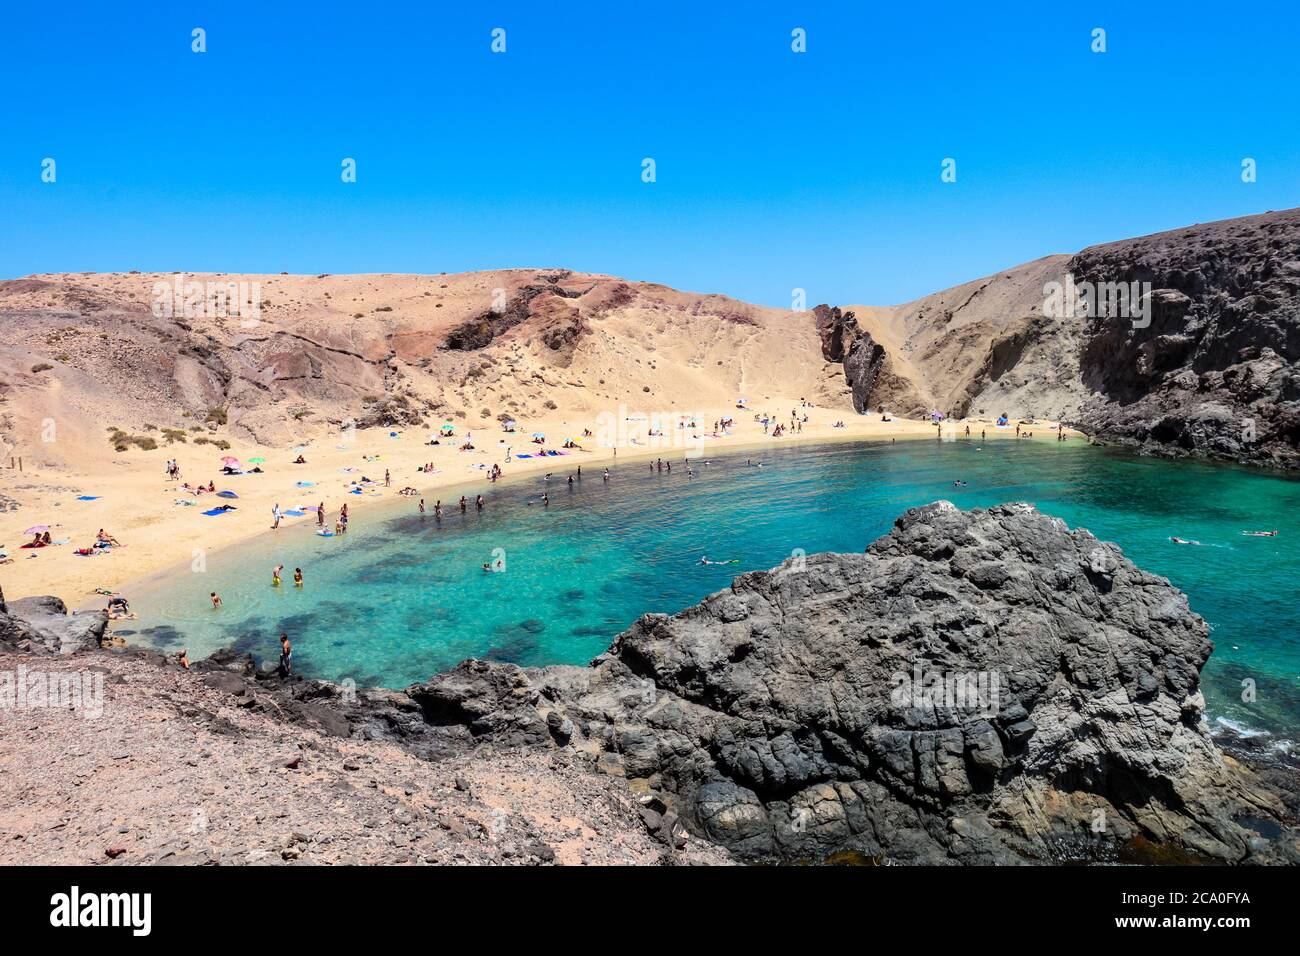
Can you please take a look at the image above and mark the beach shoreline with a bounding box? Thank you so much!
[0,404,1081,609]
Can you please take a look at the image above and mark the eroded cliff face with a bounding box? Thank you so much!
[812,304,925,415]
[409,502,1296,864]
[1069,210,1300,467]
[825,210,1300,468]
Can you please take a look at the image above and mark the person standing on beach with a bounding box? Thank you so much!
[278,634,292,678]
[272,503,282,530]
[419,498,426,514]
[317,502,325,527]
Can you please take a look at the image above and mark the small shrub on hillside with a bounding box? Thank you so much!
[31,363,53,373]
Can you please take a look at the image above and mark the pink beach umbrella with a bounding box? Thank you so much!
[24,525,50,535]
[220,455,239,464]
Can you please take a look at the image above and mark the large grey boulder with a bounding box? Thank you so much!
[410,501,1296,864]
[1,595,108,655]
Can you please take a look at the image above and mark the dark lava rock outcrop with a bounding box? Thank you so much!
[831,209,1300,469]
[408,502,1295,864]
[813,304,906,414]
[1070,209,1300,468]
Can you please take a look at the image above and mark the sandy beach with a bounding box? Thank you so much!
[0,404,1079,608]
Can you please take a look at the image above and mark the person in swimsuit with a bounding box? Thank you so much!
[293,567,303,587]
[272,564,283,587]
[210,592,222,609]
[178,648,190,670]
[278,634,292,678]
[476,495,485,510]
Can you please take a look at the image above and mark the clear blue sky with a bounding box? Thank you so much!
[2,1,1296,307]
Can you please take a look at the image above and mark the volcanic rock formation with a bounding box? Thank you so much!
[405,501,1292,863]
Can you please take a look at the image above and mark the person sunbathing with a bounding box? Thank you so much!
[96,529,121,546]
[294,454,307,464]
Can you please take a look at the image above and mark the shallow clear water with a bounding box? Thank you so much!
[124,438,1300,739]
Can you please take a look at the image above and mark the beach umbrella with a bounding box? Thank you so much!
[440,423,455,432]
[24,525,49,535]
[216,491,239,499]
[532,432,545,439]
[248,456,265,464]
[220,455,239,463]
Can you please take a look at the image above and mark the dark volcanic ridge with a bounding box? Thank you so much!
[815,208,1300,469]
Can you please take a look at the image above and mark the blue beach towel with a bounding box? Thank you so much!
[201,508,231,516]
[76,495,101,501]
[283,509,305,517]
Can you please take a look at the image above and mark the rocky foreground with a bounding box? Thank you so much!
[3,503,1297,865]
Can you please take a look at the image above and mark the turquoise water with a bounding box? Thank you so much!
[125,438,1300,740]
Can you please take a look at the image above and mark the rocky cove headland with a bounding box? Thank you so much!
[2,502,1296,865]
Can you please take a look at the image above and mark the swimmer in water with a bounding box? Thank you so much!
[1170,537,1201,546]
[293,567,303,588]
[272,564,283,586]
[1242,530,1279,537]
[210,592,222,609]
